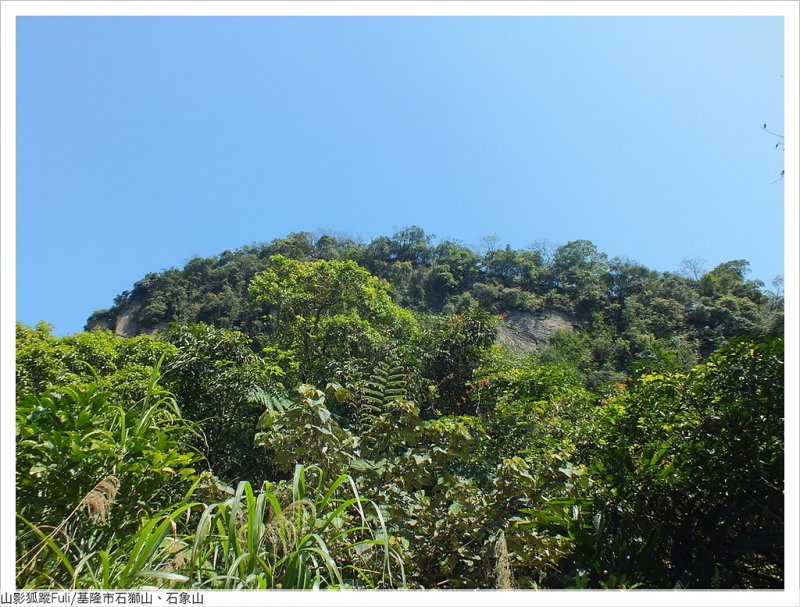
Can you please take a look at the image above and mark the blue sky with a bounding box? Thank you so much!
[16,16,785,335]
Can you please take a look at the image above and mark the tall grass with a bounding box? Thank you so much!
[181,464,406,589]
[18,466,405,590]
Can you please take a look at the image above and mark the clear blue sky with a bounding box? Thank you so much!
[16,16,785,336]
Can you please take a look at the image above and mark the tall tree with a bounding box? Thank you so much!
[248,255,420,387]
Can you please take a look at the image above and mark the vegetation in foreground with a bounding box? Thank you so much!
[17,228,784,589]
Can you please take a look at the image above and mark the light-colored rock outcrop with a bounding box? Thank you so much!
[495,309,576,353]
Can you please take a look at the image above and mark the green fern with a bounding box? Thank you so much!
[357,361,407,450]
[362,361,407,406]
[248,386,293,426]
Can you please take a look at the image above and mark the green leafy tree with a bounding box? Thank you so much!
[580,336,783,588]
[254,384,356,479]
[160,323,279,483]
[249,255,420,388]
[418,306,497,416]
[547,240,609,318]
[690,260,771,352]
[16,323,177,404]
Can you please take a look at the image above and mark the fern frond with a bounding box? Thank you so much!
[247,386,292,414]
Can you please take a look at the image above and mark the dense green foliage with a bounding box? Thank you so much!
[19,228,783,590]
[87,228,781,387]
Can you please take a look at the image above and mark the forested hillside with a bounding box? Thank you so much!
[17,227,784,590]
[87,227,782,388]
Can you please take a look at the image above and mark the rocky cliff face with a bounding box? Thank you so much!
[86,303,160,337]
[495,310,576,354]
[113,308,140,337]
[89,303,576,351]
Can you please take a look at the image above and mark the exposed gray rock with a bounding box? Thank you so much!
[495,309,575,354]
[114,307,140,338]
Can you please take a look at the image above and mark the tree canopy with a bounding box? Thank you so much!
[18,227,784,590]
